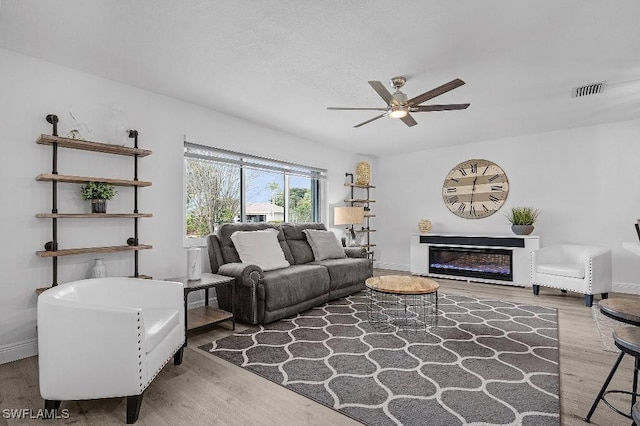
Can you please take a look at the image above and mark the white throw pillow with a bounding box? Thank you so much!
[230,229,290,271]
[303,229,346,261]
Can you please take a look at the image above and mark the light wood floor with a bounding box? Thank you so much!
[1,270,638,425]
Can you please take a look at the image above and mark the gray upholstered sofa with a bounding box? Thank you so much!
[206,222,372,324]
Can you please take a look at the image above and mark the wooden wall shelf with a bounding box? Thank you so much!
[36,173,151,187]
[345,198,376,203]
[36,244,152,258]
[344,172,375,261]
[36,134,152,157]
[36,114,152,287]
[36,213,153,219]
[344,183,376,189]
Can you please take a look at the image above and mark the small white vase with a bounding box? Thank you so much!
[187,247,202,281]
[90,258,107,278]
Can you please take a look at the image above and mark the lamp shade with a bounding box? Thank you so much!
[334,206,365,226]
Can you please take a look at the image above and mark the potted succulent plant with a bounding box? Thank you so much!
[80,182,117,213]
[506,207,540,235]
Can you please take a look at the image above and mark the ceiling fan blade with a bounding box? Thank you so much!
[327,107,388,111]
[407,78,466,106]
[368,81,399,106]
[411,103,470,112]
[400,113,418,127]
[354,114,386,128]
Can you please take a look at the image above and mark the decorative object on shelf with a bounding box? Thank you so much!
[103,104,129,146]
[334,206,365,247]
[64,107,90,141]
[418,219,432,234]
[442,159,509,219]
[506,206,540,235]
[90,258,107,278]
[80,182,117,213]
[187,247,202,281]
[66,129,82,140]
[355,161,371,185]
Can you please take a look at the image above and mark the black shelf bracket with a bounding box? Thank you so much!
[129,129,140,277]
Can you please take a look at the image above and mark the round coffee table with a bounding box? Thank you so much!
[365,275,439,330]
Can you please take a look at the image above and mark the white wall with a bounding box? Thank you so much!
[375,118,640,294]
[0,49,369,363]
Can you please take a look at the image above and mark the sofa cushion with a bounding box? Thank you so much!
[537,263,585,279]
[303,229,345,261]
[217,223,293,264]
[312,257,372,291]
[231,229,290,271]
[280,223,327,264]
[261,264,330,311]
[144,308,181,354]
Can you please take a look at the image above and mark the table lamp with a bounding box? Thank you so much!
[334,206,365,247]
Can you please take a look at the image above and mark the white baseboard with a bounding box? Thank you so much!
[372,265,640,296]
[612,281,640,295]
[0,338,38,365]
[374,262,410,272]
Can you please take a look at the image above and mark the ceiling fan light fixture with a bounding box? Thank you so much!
[389,105,408,119]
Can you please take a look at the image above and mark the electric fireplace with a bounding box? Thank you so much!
[429,246,513,282]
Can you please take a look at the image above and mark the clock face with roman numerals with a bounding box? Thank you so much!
[442,159,509,219]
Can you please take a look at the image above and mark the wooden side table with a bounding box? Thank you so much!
[166,273,235,346]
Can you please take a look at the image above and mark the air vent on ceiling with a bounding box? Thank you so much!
[572,81,606,98]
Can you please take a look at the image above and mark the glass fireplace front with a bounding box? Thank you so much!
[429,246,513,281]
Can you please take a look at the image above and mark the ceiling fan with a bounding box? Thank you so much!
[327,76,470,128]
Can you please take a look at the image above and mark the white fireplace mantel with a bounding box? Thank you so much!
[410,233,540,287]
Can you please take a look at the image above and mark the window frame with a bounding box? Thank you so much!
[183,142,326,246]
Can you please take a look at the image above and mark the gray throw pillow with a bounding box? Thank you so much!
[303,229,346,261]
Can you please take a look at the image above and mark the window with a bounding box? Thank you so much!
[184,142,325,240]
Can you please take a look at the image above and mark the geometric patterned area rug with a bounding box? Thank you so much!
[199,292,560,425]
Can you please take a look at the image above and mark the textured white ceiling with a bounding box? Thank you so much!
[1,0,640,156]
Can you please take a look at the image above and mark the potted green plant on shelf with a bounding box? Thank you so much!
[80,182,117,213]
[506,207,540,235]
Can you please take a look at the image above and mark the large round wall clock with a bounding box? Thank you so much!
[442,159,509,219]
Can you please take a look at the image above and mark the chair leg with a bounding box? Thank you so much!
[585,294,594,307]
[174,346,184,365]
[44,400,61,419]
[532,284,539,296]
[585,351,626,422]
[126,393,144,424]
[602,293,609,300]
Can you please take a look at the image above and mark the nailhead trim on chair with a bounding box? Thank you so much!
[530,251,535,285]
[587,257,593,293]
[137,312,144,392]
[142,341,185,390]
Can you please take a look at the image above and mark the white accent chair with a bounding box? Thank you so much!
[530,244,612,307]
[38,277,185,424]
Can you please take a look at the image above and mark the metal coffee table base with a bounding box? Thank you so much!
[366,289,438,330]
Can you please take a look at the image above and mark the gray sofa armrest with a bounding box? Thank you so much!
[344,247,368,258]
[216,263,263,324]
[217,263,263,287]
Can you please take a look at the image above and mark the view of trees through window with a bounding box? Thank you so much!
[185,159,240,238]
[185,144,323,239]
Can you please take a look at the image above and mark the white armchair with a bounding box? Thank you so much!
[530,244,612,307]
[38,277,185,424]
